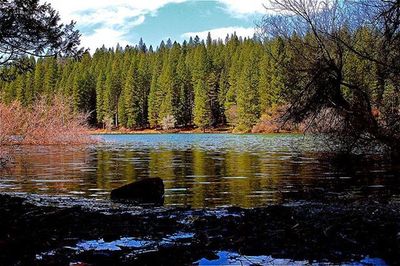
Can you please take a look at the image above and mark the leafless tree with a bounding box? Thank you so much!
[259,0,400,156]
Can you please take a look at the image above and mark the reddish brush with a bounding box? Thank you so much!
[0,96,96,146]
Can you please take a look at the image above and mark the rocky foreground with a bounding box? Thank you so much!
[0,193,399,265]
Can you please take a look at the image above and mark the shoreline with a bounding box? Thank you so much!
[88,127,300,135]
[89,127,232,135]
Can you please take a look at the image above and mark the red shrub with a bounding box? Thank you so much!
[0,96,95,145]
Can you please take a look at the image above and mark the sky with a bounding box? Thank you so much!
[44,0,268,52]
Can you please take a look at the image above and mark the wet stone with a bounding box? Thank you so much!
[110,178,164,206]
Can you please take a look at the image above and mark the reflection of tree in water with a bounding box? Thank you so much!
[188,150,269,208]
[149,149,174,180]
[2,143,399,207]
[225,152,253,208]
[0,147,333,205]
[170,150,193,207]
[192,149,231,208]
[122,151,136,184]
[96,149,151,191]
[96,150,113,191]
[191,149,207,207]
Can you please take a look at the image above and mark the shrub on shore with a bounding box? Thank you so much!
[0,96,95,146]
[251,105,304,133]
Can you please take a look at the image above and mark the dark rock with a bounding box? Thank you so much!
[110,178,164,205]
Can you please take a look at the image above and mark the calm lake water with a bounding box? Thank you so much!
[1,134,399,208]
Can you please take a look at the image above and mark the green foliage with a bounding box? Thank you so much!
[148,53,164,128]
[192,44,212,129]
[175,50,193,126]
[43,58,58,97]
[258,38,286,112]
[236,45,261,131]
[96,73,106,125]
[193,79,211,129]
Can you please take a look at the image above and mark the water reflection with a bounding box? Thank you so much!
[0,134,399,208]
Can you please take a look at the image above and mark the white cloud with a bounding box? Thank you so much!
[216,0,269,16]
[46,0,187,24]
[44,0,186,50]
[43,0,267,50]
[181,26,255,41]
[80,28,130,52]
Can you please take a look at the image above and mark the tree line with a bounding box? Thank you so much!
[0,33,286,131]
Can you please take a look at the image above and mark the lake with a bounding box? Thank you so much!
[1,134,399,208]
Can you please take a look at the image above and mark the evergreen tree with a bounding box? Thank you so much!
[24,72,34,106]
[43,57,58,97]
[136,53,151,127]
[15,74,26,105]
[148,52,164,127]
[158,42,181,125]
[267,38,286,108]
[176,50,193,126]
[192,44,211,129]
[158,55,175,124]
[237,46,261,131]
[103,58,122,127]
[96,72,106,125]
[33,59,44,96]
[124,56,140,128]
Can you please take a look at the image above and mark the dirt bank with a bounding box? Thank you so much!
[0,193,399,265]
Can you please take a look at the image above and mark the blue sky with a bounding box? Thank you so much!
[45,0,267,52]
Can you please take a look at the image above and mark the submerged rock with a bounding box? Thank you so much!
[110,178,164,205]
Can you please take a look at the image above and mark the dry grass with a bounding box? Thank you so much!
[0,96,95,146]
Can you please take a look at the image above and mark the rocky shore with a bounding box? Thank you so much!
[0,193,399,265]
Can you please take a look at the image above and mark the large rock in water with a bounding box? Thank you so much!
[110,178,164,205]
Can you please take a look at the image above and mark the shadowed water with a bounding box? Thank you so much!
[0,134,399,208]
